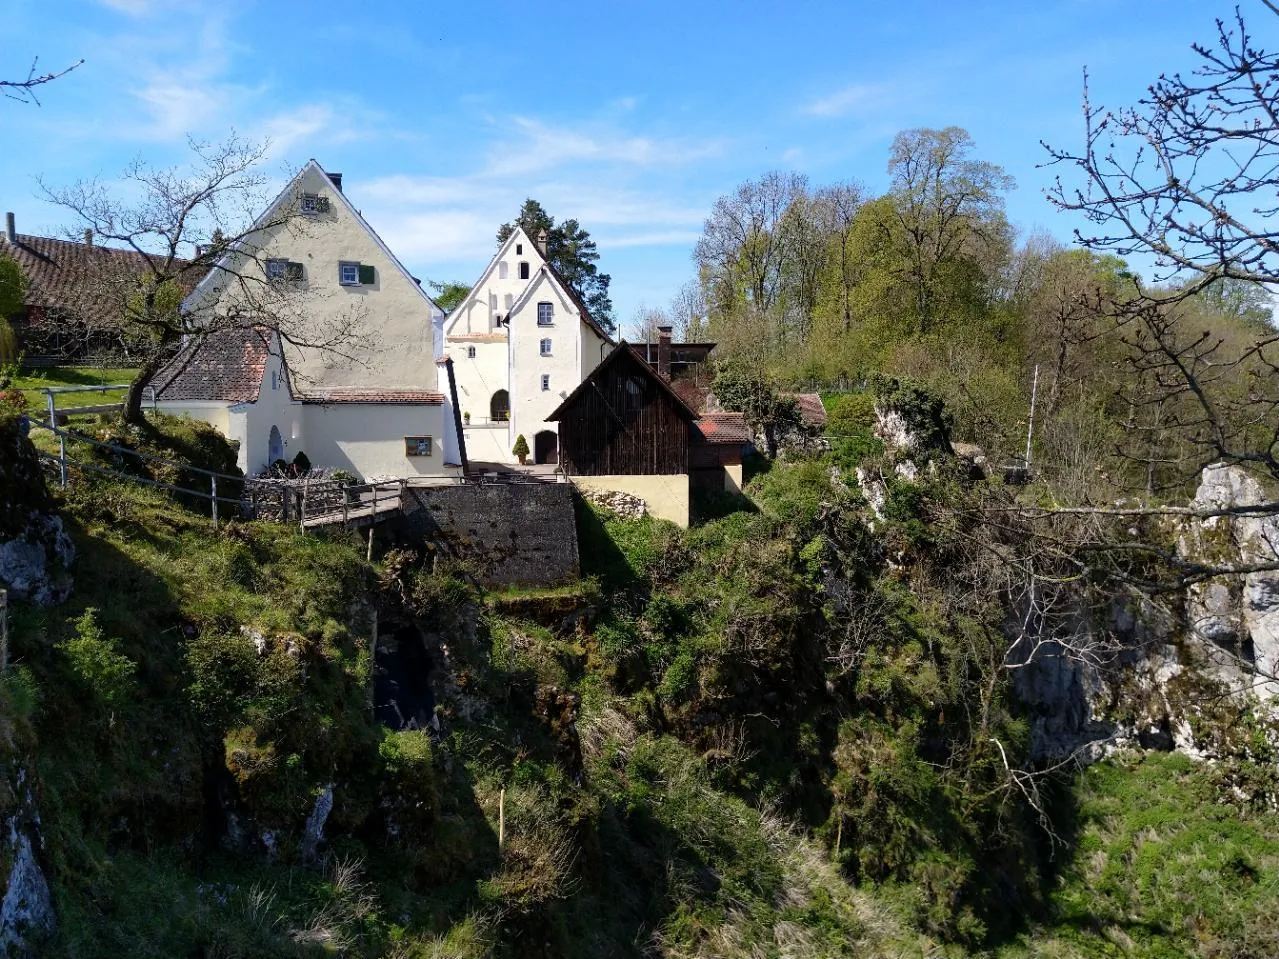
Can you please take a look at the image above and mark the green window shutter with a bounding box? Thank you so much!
[358,264,375,285]
[286,262,304,281]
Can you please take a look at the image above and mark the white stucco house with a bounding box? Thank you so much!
[441,227,613,465]
[148,160,462,480]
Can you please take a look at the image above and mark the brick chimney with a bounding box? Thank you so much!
[657,325,673,380]
[328,172,343,192]
[83,228,93,246]
[4,212,14,243]
[536,228,548,256]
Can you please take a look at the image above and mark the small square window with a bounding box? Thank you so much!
[404,435,433,457]
[539,338,552,356]
[467,346,476,359]
[537,302,554,326]
[266,258,289,280]
[300,193,330,215]
[339,262,360,286]
[540,374,550,391]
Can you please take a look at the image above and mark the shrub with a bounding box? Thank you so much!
[61,608,136,710]
[512,434,530,460]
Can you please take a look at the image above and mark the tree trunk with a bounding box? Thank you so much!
[123,354,165,425]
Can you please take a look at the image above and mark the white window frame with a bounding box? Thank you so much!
[539,338,552,356]
[265,258,289,280]
[404,435,433,457]
[540,374,550,391]
[300,193,328,215]
[537,302,554,326]
[339,261,360,286]
[466,345,476,359]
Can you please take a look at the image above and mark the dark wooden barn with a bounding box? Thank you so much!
[547,343,697,476]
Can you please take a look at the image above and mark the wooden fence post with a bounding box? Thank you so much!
[282,487,291,525]
[58,434,68,488]
[299,488,307,533]
[211,475,219,530]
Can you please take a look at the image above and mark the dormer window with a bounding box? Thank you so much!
[519,262,530,280]
[537,302,554,326]
[300,193,330,215]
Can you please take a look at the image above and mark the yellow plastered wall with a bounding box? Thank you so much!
[571,474,690,528]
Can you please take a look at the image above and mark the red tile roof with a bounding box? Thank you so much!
[2,232,197,326]
[150,327,274,403]
[299,389,444,405]
[692,412,753,445]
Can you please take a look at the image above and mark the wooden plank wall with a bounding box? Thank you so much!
[559,351,689,475]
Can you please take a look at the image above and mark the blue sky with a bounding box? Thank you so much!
[0,0,1240,334]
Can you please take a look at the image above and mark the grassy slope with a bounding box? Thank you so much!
[11,365,136,411]
[10,411,1279,957]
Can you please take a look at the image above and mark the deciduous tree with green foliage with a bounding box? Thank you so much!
[497,199,615,333]
[428,280,471,314]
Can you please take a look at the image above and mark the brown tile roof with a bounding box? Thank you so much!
[149,327,274,403]
[671,378,710,414]
[299,389,444,405]
[787,393,827,428]
[1,232,197,326]
[692,412,752,445]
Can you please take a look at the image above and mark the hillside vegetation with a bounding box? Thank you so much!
[2,410,1278,958]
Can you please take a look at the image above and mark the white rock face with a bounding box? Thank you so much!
[0,515,75,607]
[578,488,647,520]
[0,824,53,954]
[300,783,334,862]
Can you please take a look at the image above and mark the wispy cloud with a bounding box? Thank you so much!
[803,83,890,118]
[484,116,723,177]
[95,0,151,14]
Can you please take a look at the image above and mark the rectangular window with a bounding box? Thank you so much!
[300,193,330,215]
[404,436,433,457]
[537,302,554,326]
[519,262,530,280]
[266,258,289,279]
[539,338,552,356]
[516,243,523,254]
[466,345,476,359]
[540,374,550,391]
[498,262,509,279]
[339,261,360,286]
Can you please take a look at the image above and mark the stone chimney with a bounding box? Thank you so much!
[657,325,673,380]
[328,172,343,192]
[83,229,93,246]
[4,212,14,244]
[536,228,548,256]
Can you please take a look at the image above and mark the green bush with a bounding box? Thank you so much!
[61,608,136,710]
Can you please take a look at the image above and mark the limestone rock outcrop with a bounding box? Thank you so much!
[0,419,75,606]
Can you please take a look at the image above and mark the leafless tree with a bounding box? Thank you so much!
[2,56,83,105]
[37,134,367,423]
[694,171,809,321]
[1044,4,1279,304]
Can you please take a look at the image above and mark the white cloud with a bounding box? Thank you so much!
[804,83,888,118]
[95,0,151,14]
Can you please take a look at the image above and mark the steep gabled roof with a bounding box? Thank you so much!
[786,393,827,429]
[547,342,697,422]
[149,326,279,403]
[182,159,442,319]
[442,225,545,336]
[507,263,615,345]
[1,231,196,325]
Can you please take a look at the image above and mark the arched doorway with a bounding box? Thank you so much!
[490,390,510,422]
[268,425,284,467]
[534,429,558,465]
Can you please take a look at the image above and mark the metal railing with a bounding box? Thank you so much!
[40,383,132,427]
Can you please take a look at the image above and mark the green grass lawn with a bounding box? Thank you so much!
[11,366,137,416]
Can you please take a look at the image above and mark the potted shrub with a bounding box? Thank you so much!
[512,434,530,466]
[463,411,471,425]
